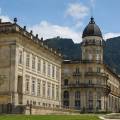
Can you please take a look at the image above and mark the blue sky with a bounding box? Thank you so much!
[0,0,120,43]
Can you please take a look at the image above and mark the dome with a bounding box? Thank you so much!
[82,17,102,38]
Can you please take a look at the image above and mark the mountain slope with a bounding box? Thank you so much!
[44,36,120,74]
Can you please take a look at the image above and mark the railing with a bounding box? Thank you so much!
[104,85,111,95]
[81,41,103,46]
[110,90,120,97]
[63,83,111,95]
[0,23,62,57]
[63,83,110,89]
[85,72,108,79]
[73,72,81,76]
[81,60,102,64]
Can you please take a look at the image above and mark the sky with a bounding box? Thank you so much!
[0,0,120,43]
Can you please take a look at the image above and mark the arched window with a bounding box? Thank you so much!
[63,91,69,99]
[64,79,68,86]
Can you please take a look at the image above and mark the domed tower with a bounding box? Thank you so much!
[81,17,103,63]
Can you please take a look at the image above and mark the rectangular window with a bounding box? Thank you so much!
[32,78,36,95]
[97,79,101,84]
[89,54,92,60]
[76,67,80,73]
[88,67,92,72]
[42,81,46,97]
[96,49,100,54]
[97,100,101,109]
[75,100,80,109]
[75,91,80,99]
[52,65,55,78]
[37,59,41,72]
[96,54,100,60]
[47,83,51,98]
[88,80,92,84]
[76,78,80,85]
[89,100,93,109]
[43,61,46,74]
[26,53,30,68]
[47,63,51,76]
[97,67,101,73]
[32,55,36,70]
[25,75,30,93]
[56,67,60,81]
[56,85,59,100]
[37,79,41,96]
[52,84,55,99]
[19,51,23,64]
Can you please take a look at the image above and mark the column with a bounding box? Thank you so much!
[41,80,43,98]
[50,83,52,100]
[35,78,37,96]
[54,66,56,80]
[54,84,56,101]
[45,81,47,99]
[69,90,74,109]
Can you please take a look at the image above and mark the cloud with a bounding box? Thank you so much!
[104,32,120,40]
[65,3,89,20]
[0,15,11,22]
[0,8,11,22]
[28,21,82,43]
[29,20,120,43]
[65,2,89,28]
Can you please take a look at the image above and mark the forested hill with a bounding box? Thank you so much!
[44,36,120,74]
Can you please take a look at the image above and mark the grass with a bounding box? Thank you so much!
[0,115,101,120]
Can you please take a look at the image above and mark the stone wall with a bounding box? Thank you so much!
[24,106,80,115]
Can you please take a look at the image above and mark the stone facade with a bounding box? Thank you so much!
[62,61,120,112]
[0,17,119,114]
[0,20,62,113]
[61,18,120,113]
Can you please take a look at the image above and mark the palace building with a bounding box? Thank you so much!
[0,16,119,114]
[0,18,62,114]
[62,17,120,112]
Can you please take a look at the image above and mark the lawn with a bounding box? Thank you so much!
[0,115,101,120]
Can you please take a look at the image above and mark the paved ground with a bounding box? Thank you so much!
[99,113,120,120]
